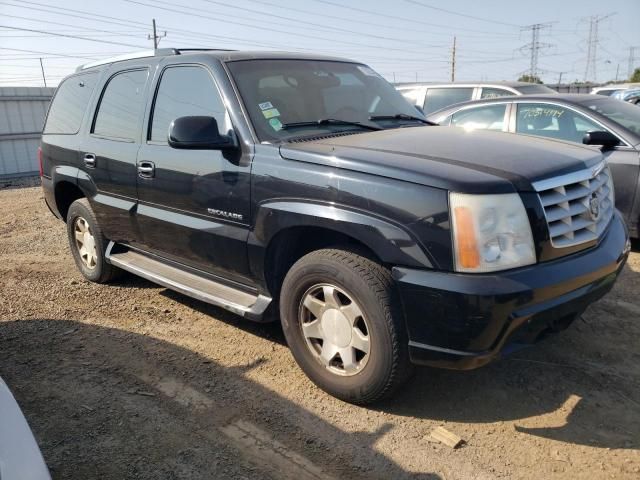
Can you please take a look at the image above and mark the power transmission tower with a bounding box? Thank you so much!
[628,46,638,79]
[519,23,553,80]
[582,14,614,82]
[450,36,456,82]
[148,18,166,50]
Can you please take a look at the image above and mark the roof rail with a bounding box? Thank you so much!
[75,47,237,72]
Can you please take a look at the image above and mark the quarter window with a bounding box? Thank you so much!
[150,66,227,143]
[44,72,97,134]
[451,104,507,131]
[423,87,473,115]
[93,69,148,141]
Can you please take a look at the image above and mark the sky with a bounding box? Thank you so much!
[0,0,638,87]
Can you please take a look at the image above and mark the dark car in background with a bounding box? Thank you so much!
[395,81,557,115]
[426,94,640,238]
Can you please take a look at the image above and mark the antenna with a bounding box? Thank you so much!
[148,18,167,50]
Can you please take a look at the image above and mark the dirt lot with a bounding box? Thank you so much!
[0,184,639,480]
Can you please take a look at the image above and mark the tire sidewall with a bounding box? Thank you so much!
[280,254,396,401]
[66,199,109,283]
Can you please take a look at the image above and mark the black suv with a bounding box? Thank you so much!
[41,49,630,404]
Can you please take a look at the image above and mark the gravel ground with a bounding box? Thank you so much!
[0,186,639,480]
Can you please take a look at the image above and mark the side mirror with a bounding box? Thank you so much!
[168,116,236,150]
[582,130,620,150]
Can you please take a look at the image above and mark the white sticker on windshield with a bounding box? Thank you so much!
[357,66,381,77]
[259,101,273,110]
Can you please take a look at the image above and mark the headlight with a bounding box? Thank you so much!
[450,192,536,273]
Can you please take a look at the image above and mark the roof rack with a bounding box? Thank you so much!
[76,48,237,72]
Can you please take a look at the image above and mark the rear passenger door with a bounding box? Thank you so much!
[80,67,150,246]
[135,64,253,283]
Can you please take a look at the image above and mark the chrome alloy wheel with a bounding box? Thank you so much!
[299,284,371,376]
[73,216,98,269]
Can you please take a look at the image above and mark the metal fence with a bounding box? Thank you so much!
[0,86,55,178]
[546,84,594,94]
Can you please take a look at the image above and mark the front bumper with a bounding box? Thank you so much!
[393,211,630,370]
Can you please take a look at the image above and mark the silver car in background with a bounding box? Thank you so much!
[395,81,557,115]
[0,377,50,480]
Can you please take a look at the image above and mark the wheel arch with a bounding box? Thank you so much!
[250,200,434,298]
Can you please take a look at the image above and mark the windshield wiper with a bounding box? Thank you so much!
[369,113,436,125]
[281,118,382,131]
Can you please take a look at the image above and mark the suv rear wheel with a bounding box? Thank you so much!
[280,248,411,404]
[66,198,120,283]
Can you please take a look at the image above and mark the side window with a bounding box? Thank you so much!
[480,87,514,99]
[150,66,227,142]
[93,69,148,141]
[399,88,421,105]
[423,87,473,115]
[44,72,97,134]
[451,104,508,131]
[516,103,602,144]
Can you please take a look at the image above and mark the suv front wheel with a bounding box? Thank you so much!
[280,248,411,404]
[66,198,119,283]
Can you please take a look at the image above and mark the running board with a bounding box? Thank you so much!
[105,242,271,320]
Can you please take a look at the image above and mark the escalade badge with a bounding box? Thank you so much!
[589,194,601,222]
[207,208,243,221]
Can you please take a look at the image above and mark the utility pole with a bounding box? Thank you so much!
[628,46,638,79]
[450,36,456,82]
[519,23,553,81]
[557,71,564,87]
[148,18,166,50]
[39,58,47,87]
[582,14,614,82]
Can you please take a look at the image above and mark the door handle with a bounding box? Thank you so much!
[137,161,155,178]
[84,153,96,168]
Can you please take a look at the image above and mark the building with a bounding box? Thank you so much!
[0,87,55,178]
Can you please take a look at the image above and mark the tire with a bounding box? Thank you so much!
[66,198,120,283]
[280,248,412,404]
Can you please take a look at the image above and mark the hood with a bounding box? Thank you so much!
[279,127,605,193]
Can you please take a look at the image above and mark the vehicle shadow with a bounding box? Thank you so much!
[0,319,440,480]
[158,263,640,452]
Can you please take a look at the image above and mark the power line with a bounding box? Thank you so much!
[0,25,146,49]
[405,0,520,28]
[310,0,521,36]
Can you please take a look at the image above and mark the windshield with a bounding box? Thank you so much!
[515,84,557,94]
[581,97,640,137]
[226,59,425,142]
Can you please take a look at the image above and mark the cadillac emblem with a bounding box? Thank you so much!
[589,194,601,222]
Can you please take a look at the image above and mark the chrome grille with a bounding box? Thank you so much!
[533,162,614,248]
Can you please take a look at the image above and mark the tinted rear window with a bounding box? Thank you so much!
[515,84,557,94]
[423,87,473,115]
[43,72,97,135]
[93,69,148,141]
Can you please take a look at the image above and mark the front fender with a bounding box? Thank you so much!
[249,200,435,273]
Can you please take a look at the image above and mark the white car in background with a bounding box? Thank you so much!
[0,377,50,480]
[591,83,640,96]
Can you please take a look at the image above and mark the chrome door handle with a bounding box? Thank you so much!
[137,161,155,178]
[84,153,96,168]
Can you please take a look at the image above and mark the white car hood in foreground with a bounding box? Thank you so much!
[0,377,50,480]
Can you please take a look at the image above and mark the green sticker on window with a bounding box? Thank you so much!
[262,108,280,119]
[269,117,282,131]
